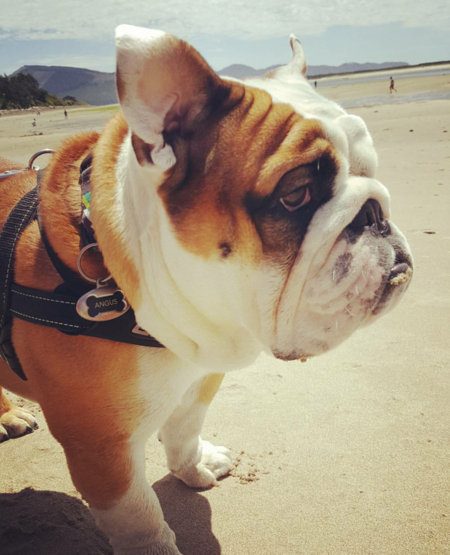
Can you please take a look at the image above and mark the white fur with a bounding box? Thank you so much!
[159,377,233,488]
[116,132,262,370]
[263,176,393,357]
[220,67,411,360]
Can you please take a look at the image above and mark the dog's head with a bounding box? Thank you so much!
[112,25,413,367]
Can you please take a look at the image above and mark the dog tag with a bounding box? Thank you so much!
[76,281,130,322]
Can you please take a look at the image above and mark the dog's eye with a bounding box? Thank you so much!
[280,186,311,212]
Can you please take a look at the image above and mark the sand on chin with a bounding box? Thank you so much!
[0,76,449,555]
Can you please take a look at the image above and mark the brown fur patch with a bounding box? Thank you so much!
[12,322,142,509]
[89,113,142,311]
[0,127,144,509]
[159,84,337,263]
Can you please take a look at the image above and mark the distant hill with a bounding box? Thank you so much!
[12,66,117,106]
[218,61,409,79]
[0,72,81,110]
[12,61,410,106]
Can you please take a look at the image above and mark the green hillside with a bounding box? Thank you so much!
[0,72,82,110]
[13,65,117,106]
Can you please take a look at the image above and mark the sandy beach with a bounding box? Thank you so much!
[0,72,449,555]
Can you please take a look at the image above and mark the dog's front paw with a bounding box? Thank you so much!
[174,440,233,489]
[0,407,39,441]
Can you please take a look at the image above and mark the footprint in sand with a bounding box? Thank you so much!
[231,451,270,484]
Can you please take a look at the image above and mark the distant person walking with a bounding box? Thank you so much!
[389,76,397,94]
[314,80,317,88]
[64,110,68,119]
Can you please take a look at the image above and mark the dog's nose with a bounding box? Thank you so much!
[349,199,385,231]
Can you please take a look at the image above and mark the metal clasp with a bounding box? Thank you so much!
[0,149,55,181]
[27,149,55,171]
[75,243,130,322]
[77,243,112,284]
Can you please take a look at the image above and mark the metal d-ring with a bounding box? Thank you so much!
[27,149,55,171]
[77,243,112,284]
[0,149,55,181]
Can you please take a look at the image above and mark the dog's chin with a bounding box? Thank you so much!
[270,221,413,363]
[363,256,413,325]
[362,222,414,323]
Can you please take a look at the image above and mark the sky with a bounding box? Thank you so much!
[1,0,449,75]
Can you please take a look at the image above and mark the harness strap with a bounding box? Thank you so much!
[0,185,39,380]
[10,283,90,332]
[10,283,164,348]
[36,170,90,294]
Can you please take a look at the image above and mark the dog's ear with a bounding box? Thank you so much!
[265,34,307,81]
[288,34,307,76]
[115,25,231,170]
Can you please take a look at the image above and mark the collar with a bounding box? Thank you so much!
[79,152,97,246]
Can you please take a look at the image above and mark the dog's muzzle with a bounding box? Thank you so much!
[347,198,412,283]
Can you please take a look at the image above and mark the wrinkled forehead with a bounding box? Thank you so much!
[160,81,339,259]
[194,82,337,196]
[241,76,378,179]
[239,75,346,123]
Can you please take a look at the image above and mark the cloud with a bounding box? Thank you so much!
[1,0,449,42]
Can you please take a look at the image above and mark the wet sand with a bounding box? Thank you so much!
[317,71,450,107]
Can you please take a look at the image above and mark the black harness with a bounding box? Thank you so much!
[0,154,164,381]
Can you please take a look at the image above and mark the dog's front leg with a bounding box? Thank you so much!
[62,437,181,555]
[158,373,232,488]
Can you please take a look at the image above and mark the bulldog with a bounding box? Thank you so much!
[0,25,413,555]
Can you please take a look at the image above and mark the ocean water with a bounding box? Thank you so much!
[311,65,450,107]
[316,67,450,88]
